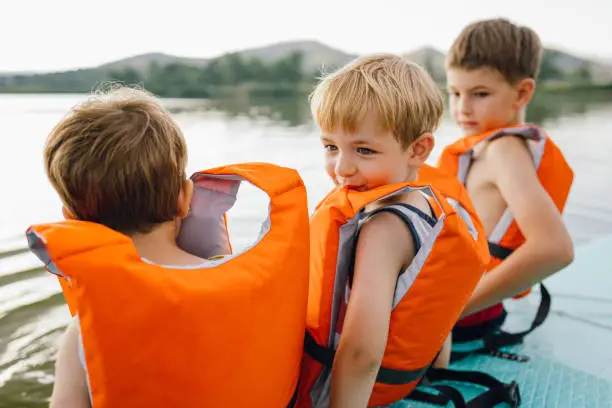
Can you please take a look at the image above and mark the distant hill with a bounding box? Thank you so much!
[0,67,110,93]
[0,70,41,76]
[401,46,612,85]
[97,41,357,74]
[1,40,610,94]
[99,52,209,72]
[232,40,356,73]
[402,47,446,82]
[544,48,612,84]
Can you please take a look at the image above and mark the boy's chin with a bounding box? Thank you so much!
[460,127,482,137]
[460,121,517,137]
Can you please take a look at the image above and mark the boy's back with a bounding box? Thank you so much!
[31,85,310,408]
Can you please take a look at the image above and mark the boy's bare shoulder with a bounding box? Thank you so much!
[359,207,417,270]
[361,210,413,245]
[483,133,531,159]
[482,134,534,178]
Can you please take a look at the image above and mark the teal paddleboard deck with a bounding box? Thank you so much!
[392,344,612,407]
[394,234,612,407]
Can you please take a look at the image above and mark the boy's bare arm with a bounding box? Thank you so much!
[462,136,574,317]
[433,334,452,369]
[50,320,91,408]
[330,212,415,408]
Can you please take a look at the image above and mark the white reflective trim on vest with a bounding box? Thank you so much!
[457,126,542,185]
[389,186,443,211]
[488,127,546,244]
[76,315,93,404]
[141,256,225,269]
[310,368,333,408]
[25,229,69,282]
[310,329,349,408]
[447,198,478,241]
[176,174,272,266]
[488,209,515,244]
[176,175,238,259]
[531,129,547,170]
[457,152,473,184]
[388,205,440,309]
[454,126,545,245]
[328,216,361,345]
[309,332,345,408]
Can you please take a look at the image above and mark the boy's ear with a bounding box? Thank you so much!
[177,179,194,219]
[408,132,435,165]
[514,78,536,108]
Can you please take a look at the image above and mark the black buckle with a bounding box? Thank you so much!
[504,381,521,407]
[484,348,531,362]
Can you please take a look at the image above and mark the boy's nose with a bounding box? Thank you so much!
[458,97,473,116]
[335,154,357,179]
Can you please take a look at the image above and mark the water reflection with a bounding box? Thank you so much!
[527,89,612,124]
[166,89,612,128]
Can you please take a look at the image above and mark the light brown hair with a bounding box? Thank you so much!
[44,85,188,235]
[310,53,444,148]
[446,18,543,84]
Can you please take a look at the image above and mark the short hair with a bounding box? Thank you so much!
[446,18,543,84]
[44,85,188,235]
[310,53,444,148]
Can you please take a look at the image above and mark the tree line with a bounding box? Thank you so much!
[109,51,312,98]
[0,49,602,97]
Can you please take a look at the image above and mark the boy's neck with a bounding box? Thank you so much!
[505,113,524,129]
[131,221,205,265]
[405,167,419,183]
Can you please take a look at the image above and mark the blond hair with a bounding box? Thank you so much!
[310,54,444,148]
[447,18,543,84]
[44,84,188,235]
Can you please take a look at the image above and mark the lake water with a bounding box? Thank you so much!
[0,91,611,407]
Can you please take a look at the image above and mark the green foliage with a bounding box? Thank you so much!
[421,54,445,84]
[109,67,141,84]
[539,51,564,82]
[571,65,592,83]
[1,52,311,98]
[2,48,605,97]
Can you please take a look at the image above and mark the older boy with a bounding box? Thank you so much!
[441,18,574,349]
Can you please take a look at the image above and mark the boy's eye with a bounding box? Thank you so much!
[323,144,337,152]
[357,147,376,155]
[473,91,490,98]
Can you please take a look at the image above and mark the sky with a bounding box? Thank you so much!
[2,0,611,73]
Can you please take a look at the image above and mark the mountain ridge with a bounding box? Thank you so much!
[1,40,611,86]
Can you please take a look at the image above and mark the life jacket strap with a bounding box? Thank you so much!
[407,367,521,408]
[486,283,551,350]
[487,241,514,260]
[451,282,551,364]
[303,331,335,368]
[303,331,431,385]
[451,241,552,361]
[452,308,507,343]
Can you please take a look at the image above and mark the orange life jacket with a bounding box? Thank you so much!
[436,125,573,325]
[418,164,482,224]
[298,181,490,407]
[26,163,310,408]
